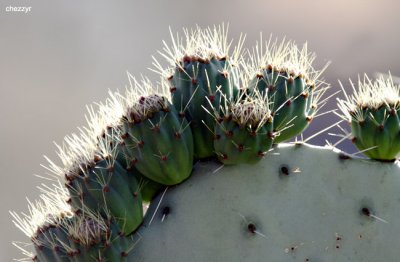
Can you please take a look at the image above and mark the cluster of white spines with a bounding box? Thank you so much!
[204,88,271,131]
[69,211,109,246]
[230,93,272,129]
[11,25,341,261]
[247,35,329,86]
[9,75,167,260]
[106,75,171,122]
[10,181,71,241]
[43,74,171,182]
[165,24,243,63]
[337,74,400,122]
[152,24,245,77]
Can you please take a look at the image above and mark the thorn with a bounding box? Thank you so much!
[361,207,388,223]
[212,164,224,174]
[148,187,168,226]
[161,206,170,223]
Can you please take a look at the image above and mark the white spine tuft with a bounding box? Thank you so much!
[10,180,72,241]
[247,35,329,86]
[152,24,245,78]
[337,73,400,122]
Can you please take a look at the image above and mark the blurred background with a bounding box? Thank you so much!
[1,0,400,260]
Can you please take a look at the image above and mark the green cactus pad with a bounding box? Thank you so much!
[119,97,194,185]
[131,144,400,262]
[338,74,400,161]
[214,117,273,164]
[127,168,165,203]
[246,38,329,143]
[32,214,131,262]
[211,91,274,165]
[351,106,400,160]
[168,56,239,158]
[155,25,243,158]
[249,69,315,143]
[66,158,143,234]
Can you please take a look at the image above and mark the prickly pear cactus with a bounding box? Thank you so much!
[154,25,243,158]
[34,213,131,261]
[131,144,400,262]
[337,74,400,161]
[10,183,137,261]
[61,134,143,235]
[10,25,400,262]
[209,90,274,164]
[247,39,329,143]
[109,79,194,185]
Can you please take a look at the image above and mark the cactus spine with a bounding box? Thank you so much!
[337,74,400,161]
[10,25,400,262]
[107,78,194,185]
[247,38,329,142]
[208,89,274,164]
[154,25,244,158]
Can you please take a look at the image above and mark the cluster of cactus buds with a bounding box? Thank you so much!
[337,74,400,161]
[154,25,244,158]
[10,25,400,262]
[246,38,330,143]
[206,89,274,165]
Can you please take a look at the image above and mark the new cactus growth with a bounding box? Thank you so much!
[49,131,143,235]
[10,25,400,262]
[207,90,274,164]
[247,38,329,143]
[34,214,131,262]
[108,79,194,185]
[154,25,244,158]
[337,74,400,161]
[11,186,134,261]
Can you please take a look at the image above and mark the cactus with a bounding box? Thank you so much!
[10,25,400,262]
[48,130,143,235]
[206,89,274,164]
[337,74,400,161]
[107,78,194,185]
[130,144,400,262]
[153,25,244,158]
[87,96,166,203]
[11,184,135,261]
[247,38,330,143]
